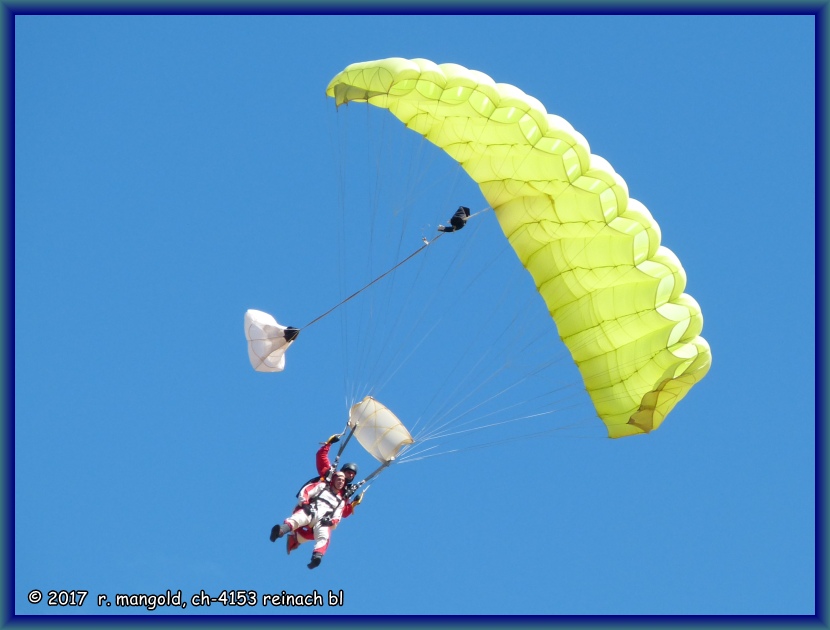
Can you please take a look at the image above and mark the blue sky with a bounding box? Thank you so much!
[12,12,816,623]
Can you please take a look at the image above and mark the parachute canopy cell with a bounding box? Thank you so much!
[326,57,712,438]
[244,309,297,373]
[348,396,415,463]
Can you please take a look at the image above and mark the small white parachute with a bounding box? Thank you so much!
[348,396,414,463]
[244,309,298,372]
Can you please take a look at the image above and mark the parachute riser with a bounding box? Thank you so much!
[348,459,393,500]
[363,459,392,485]
[327,425,358,481]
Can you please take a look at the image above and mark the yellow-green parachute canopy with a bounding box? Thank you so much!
[326,57,711,438]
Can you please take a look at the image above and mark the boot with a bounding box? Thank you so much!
[270,523,291,542]
[307,552,323,569]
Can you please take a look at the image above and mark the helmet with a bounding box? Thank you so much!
[341,463,358,476]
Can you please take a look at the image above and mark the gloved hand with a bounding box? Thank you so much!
[326,434,340,444]
[351,494,363,508]
[302,503,316,516]
[319,518,333,527]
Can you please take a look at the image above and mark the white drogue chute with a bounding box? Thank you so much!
[244,309,299,372]
[348,396,414,463]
